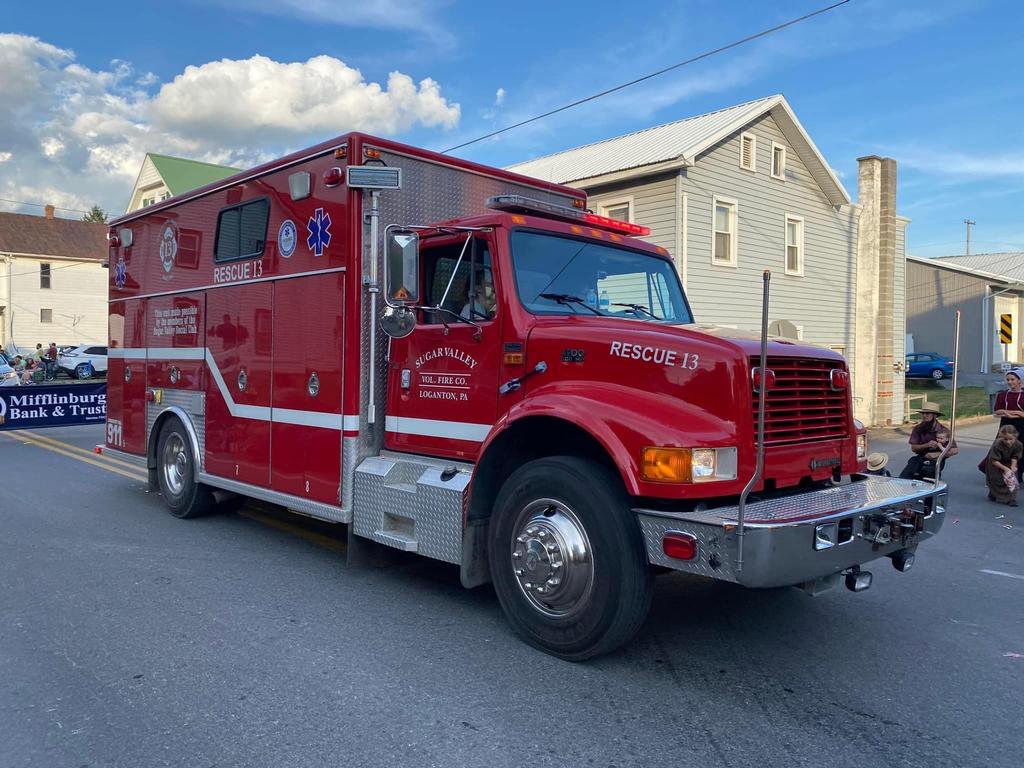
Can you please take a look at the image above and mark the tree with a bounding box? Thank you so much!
[82,205,107,223]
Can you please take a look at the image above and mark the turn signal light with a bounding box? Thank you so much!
[641,447,691,483]
[365,148,382,159]
[663,532,698,561]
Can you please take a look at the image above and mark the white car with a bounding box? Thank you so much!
[58,344,108,380]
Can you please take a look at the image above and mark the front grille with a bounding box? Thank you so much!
[751,356,849,445]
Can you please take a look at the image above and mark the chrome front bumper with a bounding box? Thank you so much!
[634,475,947,588]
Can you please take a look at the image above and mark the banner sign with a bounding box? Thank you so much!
[0,383,106,431]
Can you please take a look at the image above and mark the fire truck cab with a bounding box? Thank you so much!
[104,133,947,659]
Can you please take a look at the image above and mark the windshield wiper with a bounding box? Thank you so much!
[612,302,660,320]
[539,293,604,316]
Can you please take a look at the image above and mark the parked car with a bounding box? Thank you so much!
[905,352,955,380]
[58,344,108,379]
[1,357,18,386]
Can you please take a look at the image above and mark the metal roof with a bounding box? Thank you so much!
[925,253,1024,284]
[506,94,850,206]
[147,153,240,196]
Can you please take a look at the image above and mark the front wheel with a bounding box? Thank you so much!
[75,363,93,380]
[156,417,214,518]
[931,368,945,380]
[488,456,653,660]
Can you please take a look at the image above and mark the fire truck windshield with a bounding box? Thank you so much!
[510,230,692,322]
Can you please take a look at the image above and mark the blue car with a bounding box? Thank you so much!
[905,352,955,380]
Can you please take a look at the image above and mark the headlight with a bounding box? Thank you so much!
[856,433,868,460]
[1,370,17,381]
[641,447,737,483]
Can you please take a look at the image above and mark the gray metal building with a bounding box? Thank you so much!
[907,253,1024,374]
[508,95,908,425]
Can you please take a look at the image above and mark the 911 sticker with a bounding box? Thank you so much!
[609,341,699,370]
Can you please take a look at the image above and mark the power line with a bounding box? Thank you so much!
[1,259,106,281]
[442,0,853,154]
[0,198,93,216]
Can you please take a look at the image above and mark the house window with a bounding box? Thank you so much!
[712,197,737,266]
[785,215,803,275]
[40,263,51,289]
[740,133,756,172]
[215,198,270,262]
[771,143,787,179]
[599,198,633,222]
[40,308,53,323]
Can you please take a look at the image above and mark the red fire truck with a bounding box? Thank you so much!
[103,133,948,659]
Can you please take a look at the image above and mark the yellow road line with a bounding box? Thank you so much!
[11,429,147,473]
[0,431,148,482]
[237,508,348,554]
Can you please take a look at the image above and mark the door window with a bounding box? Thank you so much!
[422,238,495,323]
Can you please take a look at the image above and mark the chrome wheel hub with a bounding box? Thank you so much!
[162,433,187,496]
[511,498,594,618]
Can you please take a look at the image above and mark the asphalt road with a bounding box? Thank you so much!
[1,421,1022,768]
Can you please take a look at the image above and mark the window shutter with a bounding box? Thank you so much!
[740,134,755,171]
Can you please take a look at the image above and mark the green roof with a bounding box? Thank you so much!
[147,153,241,196]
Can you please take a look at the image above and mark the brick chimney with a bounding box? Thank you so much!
[44,204,55,219]
[853,156,898,426]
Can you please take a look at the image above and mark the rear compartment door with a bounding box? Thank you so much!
[270,273,345,504]
[106,299,148,454]
[204,283,273,487]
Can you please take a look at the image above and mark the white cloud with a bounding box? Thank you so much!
[899,149,1024,178]
[151,55,459,143]
[209,0,454,44]
[0,33,459,216]
[495,87,506,106]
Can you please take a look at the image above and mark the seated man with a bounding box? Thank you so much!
[899,402,958,479]
[461,268,496,320]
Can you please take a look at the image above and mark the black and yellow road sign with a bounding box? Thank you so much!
[1000,313,1013,344]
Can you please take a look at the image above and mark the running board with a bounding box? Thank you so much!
[351,453,471,564]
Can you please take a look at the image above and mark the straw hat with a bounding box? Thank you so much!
[916,401,943,415]
[866,452,889,471]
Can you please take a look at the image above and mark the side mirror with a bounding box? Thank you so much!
[380,305,417,339]
[385,228,419,305]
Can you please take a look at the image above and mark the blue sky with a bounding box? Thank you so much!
[1,0,1020,257]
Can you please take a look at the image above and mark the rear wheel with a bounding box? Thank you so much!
[488,456,653,661]
[156,417,214,518]
[931,368,944,380]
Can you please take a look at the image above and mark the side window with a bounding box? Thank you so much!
[215,198,269,262]
[422,239,495,323]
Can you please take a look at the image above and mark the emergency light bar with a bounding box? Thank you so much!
[347,166,402,189]
[486,194,651,237]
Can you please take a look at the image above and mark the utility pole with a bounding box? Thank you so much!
[964,218,975,256]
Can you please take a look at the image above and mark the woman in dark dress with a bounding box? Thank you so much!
[993,368,1024,482]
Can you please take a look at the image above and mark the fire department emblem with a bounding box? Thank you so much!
[159,222,179,274]
[306,207,332,257]
[114,256,127,289]
[278,219,297,258]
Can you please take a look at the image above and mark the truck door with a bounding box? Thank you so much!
[271,272,345,505]
[384,234,501,460]
[204,283,273,487]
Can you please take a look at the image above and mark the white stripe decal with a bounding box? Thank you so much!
[384,415,491,442]
[108,345,356,431]
[273,408,344,430]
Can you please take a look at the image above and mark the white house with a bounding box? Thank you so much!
[0,206,108,351]
[126,153,239,213]
[507,95,909,426]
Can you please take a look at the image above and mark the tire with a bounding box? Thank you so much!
[488,456,654,661]
[156,417,214,519]
[931,368,944,380]
[75,363,92,380]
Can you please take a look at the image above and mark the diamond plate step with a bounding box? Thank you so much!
[373,530,418,552]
